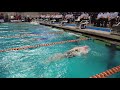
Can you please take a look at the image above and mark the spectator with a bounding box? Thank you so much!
[4,14,9,22]
[0,13,4,19]
[103,12,109,27]
[109,12,118,28]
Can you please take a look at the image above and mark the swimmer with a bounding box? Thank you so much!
[64,46,89,58]
[46,46,90,63]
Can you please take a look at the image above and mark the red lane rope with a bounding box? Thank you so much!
[0,38,88,53]
[90,65,120,78]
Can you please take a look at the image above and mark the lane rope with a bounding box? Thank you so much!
[0,38,88,52]
[23,33,81,41]
[0,31,64,39]
[89,65,120,78]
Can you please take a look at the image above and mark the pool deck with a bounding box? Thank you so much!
[40,22,120,46]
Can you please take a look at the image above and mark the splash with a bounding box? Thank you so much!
[44,53,65,64]
[44,46,90,64]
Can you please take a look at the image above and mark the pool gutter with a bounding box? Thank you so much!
[40,22,120,46]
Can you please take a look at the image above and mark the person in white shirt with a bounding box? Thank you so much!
[65,14,73,23]
[96,12,104,27]
[80,12,86,22]
[109,12,118,28]
[75,15,81,27]
[116,15,120,24]
[103,12,109,27]
[97,12,101,27]
[100,12,104,27]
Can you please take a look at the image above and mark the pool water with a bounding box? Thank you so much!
[0,23,120,78]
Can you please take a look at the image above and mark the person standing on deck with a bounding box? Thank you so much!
[65,14,74,23]
[75,14,81,27]
[80,12,85,22]
[97,12,104,27]
[84,12,89,20]
[97,12,102,27]
[103,12,109,27]
[91,12,98,26]
[109,12,118,28]
[114,12,119,24]
[100,12,104,27]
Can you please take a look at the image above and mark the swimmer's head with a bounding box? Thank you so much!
[70,46,89,52]
[83,46,89,50]
[75,49,79,52]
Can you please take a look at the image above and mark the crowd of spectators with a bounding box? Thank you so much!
[0,13,32,22]
[0,12,120,28]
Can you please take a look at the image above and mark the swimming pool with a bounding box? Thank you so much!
[0,23,120,78]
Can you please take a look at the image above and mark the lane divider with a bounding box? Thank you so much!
[0,31,64,39]
[25,33,80,41]
[90,65,120,78]
[0,30,26,32]
[0,38,88,52]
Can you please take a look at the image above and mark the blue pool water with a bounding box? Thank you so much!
[0,23,120,78]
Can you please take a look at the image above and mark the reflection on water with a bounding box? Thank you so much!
[107,44,117,69]
[107,44,120,78]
